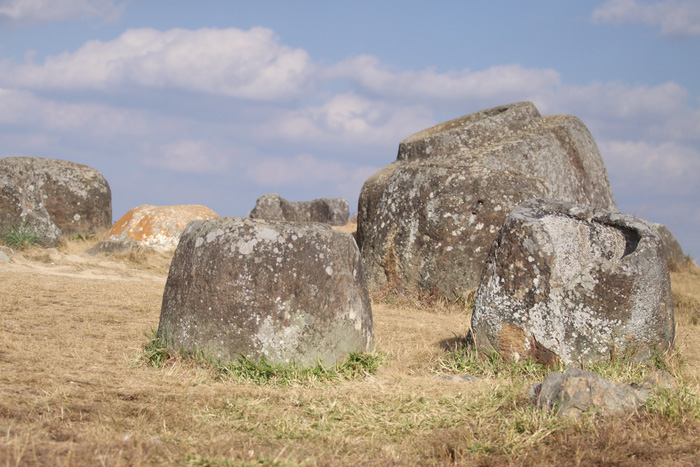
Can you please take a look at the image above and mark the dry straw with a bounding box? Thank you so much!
[0,237,698,465]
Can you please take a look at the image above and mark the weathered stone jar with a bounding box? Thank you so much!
[158,217,373,366]
[249,193,349,226]
[471,198,675,366]
[357,102,616,299]
[0,156,112,245]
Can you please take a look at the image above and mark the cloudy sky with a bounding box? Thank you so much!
[0,0,698,259]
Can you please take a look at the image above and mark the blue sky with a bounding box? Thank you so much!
[1,0,698,260]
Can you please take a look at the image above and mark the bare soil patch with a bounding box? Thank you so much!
[1,241,698,465]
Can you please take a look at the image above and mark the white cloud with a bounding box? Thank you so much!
[546,81,688,119]
[324,56,696,142]
[0,87,161,137]
[264,93,434,147]
[592,0,700,36]
[327,55,561,103]
[319,57,700,150]
[0,27,314,100]
[245,153,379,189]
[534,80,700,144]
[245,154,348,186]
[599,139,700,187]
[144,139,231,174]
[0,0,123,26]
[0,131,59,154]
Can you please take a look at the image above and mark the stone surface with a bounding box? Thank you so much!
[84,238,147,256]
[158,217,373,366]
[472,198,674,366]
[530,368,645,418]
[436,375,479,383]
[357,102,617,299]
[0,157,112,245]
[106,204,218,252]
[654,223,693,271]
[639,370,678,391]
[249,193,349,226]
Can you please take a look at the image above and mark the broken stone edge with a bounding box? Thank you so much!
[472,198,675,366]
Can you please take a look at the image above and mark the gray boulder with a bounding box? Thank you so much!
[653,223,693,271]
[530,368,645,418]
[472,198,674,366]
[249,193,349,226]
[0,157,112,245]
[357,102,617,299]
[158,217,373,366]
[84,238,146,256]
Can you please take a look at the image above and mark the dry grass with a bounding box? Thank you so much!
[331,219,357,234]
[0,240,699,466]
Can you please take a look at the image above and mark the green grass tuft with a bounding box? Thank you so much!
[437,335,683,387]
[217,351,385,386]
[1,223,39,249]
[142,328,385,385]
[142,328,176,368]
[436,336,556,381]
[337,351,384,378]
[644,386,700,422]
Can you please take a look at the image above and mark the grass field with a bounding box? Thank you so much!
[1,236,698,466]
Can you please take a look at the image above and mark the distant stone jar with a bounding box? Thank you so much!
[653,223,693,271]
[357,102,617,299]
[0,156,112,245]
[158,217,374,366]
[249,193,349,226]
[471,199,675,366]
[106,204,218,252]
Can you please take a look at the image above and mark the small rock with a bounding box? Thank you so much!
[436,375,479,383]
[531,368,644,418]
[84,239,147,256]
[642,370,677,390]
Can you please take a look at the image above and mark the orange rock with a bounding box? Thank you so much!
[108,205,218,251]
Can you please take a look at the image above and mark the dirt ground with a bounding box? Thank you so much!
[1,239,698,466]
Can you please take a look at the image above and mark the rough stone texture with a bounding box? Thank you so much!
[158,217,373,366]
[357,102,617,298]
[653,223,693,271]
[0,157,112,246]
[530,368,645,418]
[84,238,148,257]
[249,193,349,226]
[0,246,15,259]
[436,375,479,383]
[106,204,218,252]
[472,198,674,366]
